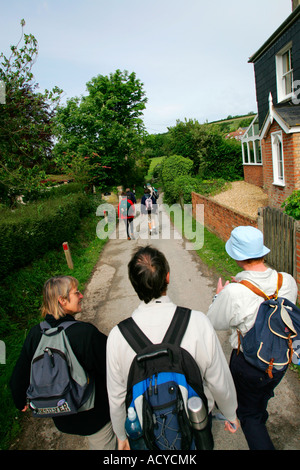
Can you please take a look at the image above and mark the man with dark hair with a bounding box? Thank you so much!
[107,245,239,450]
[128,245,169,303]
[207,226,298,450]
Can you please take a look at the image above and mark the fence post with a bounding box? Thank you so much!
[257,207,264,234]
[62,242,74,270]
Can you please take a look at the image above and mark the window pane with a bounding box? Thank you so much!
[255,140,262,163]
[283,51,289,73]
[277,140,284,181]
[243,142,248,163]
[285,71,293,95]
[249,141,255,163]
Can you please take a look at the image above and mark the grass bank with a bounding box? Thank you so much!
[0,197,108,450]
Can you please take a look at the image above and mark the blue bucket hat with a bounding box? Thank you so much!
[225,226,270,261]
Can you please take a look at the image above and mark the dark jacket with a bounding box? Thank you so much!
[9,314,110,436]
[141,194,157,214]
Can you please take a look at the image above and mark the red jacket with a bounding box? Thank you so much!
[118,197,135,219]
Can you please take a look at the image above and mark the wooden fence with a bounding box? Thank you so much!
[263,206,296,277]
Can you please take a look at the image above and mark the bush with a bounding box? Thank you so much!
[201,137,243,181]
[282,190,300,220]
[22,182,84,203]
[163,175,202,205]
[161,155,193,184]
[0,192,93,280]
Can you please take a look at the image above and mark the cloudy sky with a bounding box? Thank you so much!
[1,0,293,133]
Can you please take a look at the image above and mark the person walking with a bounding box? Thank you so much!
[141,188,157,234]
[107,245,239,450]
[10,276,117,450]
[207,226,298,450]
[126,187,136,204]
[118,192,135,240]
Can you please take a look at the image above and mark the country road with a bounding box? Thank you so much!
[10,200,300,451]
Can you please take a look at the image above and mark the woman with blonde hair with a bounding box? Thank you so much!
[10,276,116,450]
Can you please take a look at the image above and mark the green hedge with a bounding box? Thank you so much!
[0,192,93,280]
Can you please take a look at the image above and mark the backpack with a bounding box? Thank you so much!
[237,273,300,378]
[120,198,131,218]
[118,307,212,450]
[145,195,153,211]
[152,188,159,200]
[26,321,95,418]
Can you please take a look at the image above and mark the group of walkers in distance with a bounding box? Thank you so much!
[10,201,299,451]
[118,184,159,240]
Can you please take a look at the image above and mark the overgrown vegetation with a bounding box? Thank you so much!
[282,190,300,220]
[0,192,109,450]
[144,119,243,206]
[0,19,63,206]
[0,188,92,279]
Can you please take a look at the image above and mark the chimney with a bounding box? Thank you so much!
[292,0,300,10]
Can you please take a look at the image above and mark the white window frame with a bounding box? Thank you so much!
[241,115,262,165]
[271,131,285,186]
[276,42,293,103]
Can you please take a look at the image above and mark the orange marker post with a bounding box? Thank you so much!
[62,242,74,270]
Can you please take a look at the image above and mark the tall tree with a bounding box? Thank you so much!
[54,69,147,188]
[0,20,63,205]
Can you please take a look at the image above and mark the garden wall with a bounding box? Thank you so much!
[191,191,258,242]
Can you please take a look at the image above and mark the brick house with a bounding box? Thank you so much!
[242,3,300,209]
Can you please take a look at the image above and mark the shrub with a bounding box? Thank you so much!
[161,155,193,184]
[0,192,93,279]
[282,190,300,220]
[163,175,201,205]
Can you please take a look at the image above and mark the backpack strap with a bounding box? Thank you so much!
[237,273,283,356]
[118,317,153,353]
[162,306,191,345]
[40,320,79,334]
[239,272,283,300]
[118,306,191,353]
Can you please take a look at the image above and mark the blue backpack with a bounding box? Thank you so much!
[118,307,213,450]
[238,273,300,378]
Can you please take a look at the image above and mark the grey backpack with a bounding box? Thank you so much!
[27,321,95,418]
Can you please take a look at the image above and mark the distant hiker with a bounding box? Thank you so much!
[107,245,239,450]
[118,192,135,240]
[141,188,157,234]
[10,276,116,450]
[207,226,298,450]
[126,187,136,204]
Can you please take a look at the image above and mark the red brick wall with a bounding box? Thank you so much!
[262,122,300,209]
[243,165,264,187]
[192,192,257,242]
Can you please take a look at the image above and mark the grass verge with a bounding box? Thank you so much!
[0,200,108,450]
